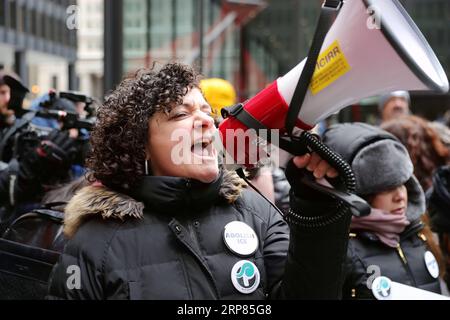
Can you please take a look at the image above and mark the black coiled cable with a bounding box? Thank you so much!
[299,131,356,193]
[286,131,356,228]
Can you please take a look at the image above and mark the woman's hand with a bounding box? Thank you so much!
[292,153,338,180]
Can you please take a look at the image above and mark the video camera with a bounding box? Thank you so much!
[36,91,96,131]
[0,90,96,166]
[59,91,97,119]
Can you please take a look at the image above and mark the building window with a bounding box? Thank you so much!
[52,75,59,90]
[37,11,43,38]
[45,13,51,39]
[0,0,6,27]
[9,0,16,30]
[21,4,29,33]
[17,3,24,32]
[31,9,38,37]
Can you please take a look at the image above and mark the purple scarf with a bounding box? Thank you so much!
[351,208,410,248]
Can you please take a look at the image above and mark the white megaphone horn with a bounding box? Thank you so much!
[219,0,449,169]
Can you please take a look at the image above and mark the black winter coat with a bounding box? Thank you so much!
[343,221,441,299]
[272,167,290,216]
[47,170,351,300]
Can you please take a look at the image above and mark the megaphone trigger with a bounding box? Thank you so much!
[299,175,371,217]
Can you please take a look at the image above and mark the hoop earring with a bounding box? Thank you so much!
[144,159,150,175]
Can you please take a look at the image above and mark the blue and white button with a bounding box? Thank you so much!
[371,276,392,300]
[223,221,258,257]
[231,260,260,294]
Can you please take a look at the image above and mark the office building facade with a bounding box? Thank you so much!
[0,0,77,95]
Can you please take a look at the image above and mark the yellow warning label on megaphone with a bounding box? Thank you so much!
[310,40,351,95]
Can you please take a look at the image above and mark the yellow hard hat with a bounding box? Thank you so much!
[200,78,236,118]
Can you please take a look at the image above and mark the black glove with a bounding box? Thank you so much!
[285,159,336,202]
[36,130,76,167]
[20,130,76,184]
[284,158,346,227]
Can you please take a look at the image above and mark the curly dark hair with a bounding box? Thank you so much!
[86,63,200,190]
[381,115,450,191]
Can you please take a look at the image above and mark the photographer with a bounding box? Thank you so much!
[0,90,90,229]
[30,92,93,178]
[0,128,77,229]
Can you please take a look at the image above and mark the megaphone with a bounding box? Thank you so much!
[219,0,449,169]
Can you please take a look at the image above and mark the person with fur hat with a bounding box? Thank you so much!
[47,63,353,300]
[323,122,444,299]
[378,90,410,123]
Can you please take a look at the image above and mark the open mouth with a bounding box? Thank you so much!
[191,138,215,159]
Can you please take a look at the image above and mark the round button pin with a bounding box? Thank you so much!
[231,260,260,294]
[371,276,392,300]
[223,221,258,257]
[424,251,439,279]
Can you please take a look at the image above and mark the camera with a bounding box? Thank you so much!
[1,91,95,167]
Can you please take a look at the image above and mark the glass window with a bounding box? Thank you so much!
[21,4,29,33]
[9,0,16,30]
[31,9,37,36]
[45,13,51,39]
[17,3,24,32]
[63,26,68,46]
[0,0,5,27]
[37,11,43,38]
[52,75,58,91]
[150,0,171,48]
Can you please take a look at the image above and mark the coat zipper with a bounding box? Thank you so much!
[178,181,221,299]
[187,221,221,299]
[396,243,417,287]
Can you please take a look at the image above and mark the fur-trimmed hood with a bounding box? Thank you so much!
[64,170,246,238]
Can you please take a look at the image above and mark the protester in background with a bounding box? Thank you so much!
[378,90,410,124]
[429,121,450,149]
[0,70,29,129]
[0,73,14,127]
[426,165,450,290]
[199,77,236,125]
[0,77,81,229]
[323,123,444,299]
[48,63,352,300]
[381,115,450,192]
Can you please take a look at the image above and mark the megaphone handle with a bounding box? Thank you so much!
[299,175,370,217]
[295,131,371,217]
